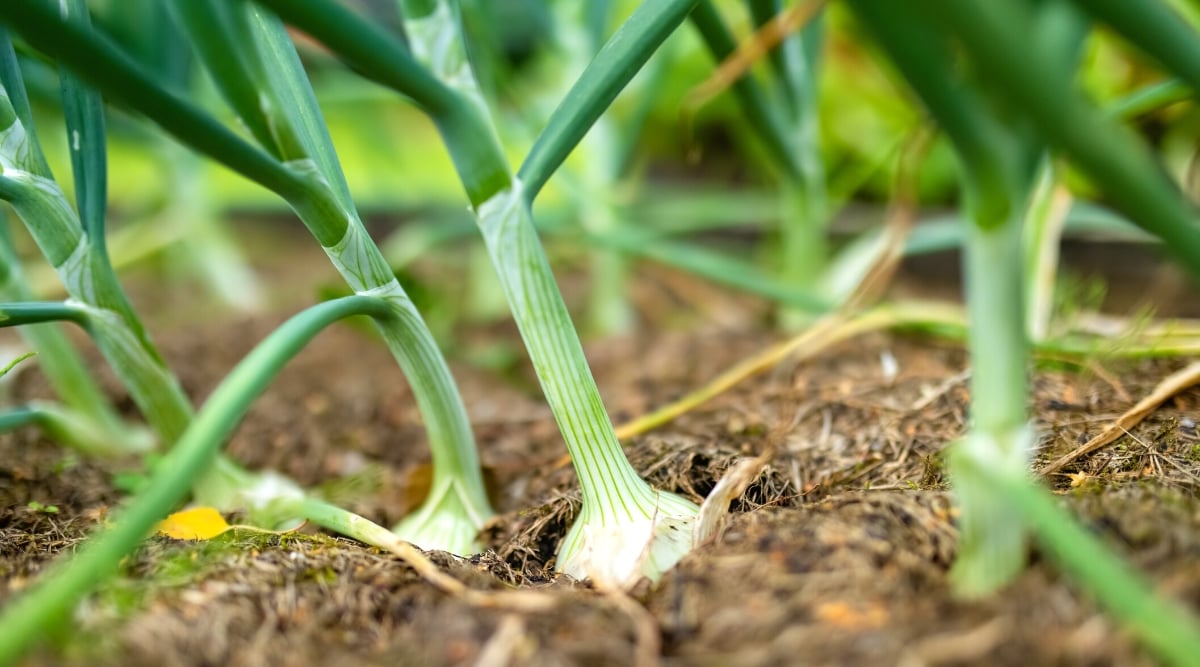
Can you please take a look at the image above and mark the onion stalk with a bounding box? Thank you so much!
[0,1,494,554]
[844,0,1041,595]
[408,0,704,585]
[0,295,406,666]
[246,0,706,584]
[167,0,495,554]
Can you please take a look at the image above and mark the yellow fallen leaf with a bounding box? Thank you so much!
[156,507,231,540]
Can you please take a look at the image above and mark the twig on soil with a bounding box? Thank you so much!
[1039,361,1200,477]
[611,312,853,440]
[600,298,1199,458]
[609,127,936,443]
[379,539,557,613]
[909,369,971,412]
[472,615,528,667]
[695,450,775,544]
[608,298,970,446]
[898,616,1012,667]
[1036,351,1132,402]
[594,587,662,667]
[605,302,966,444]
[1123,427,1200,486]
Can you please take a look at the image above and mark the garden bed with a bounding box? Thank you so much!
[4,234,1197,667]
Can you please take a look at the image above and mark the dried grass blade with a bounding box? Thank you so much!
[1039,360,1200,476]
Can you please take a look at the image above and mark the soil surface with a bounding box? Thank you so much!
[3,227,1199,667]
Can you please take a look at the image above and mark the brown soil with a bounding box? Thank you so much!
[3,228,1199,667]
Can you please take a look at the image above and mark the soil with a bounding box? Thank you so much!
[2,225,1199,667]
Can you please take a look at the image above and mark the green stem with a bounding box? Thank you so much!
[1108,79,1189,118]
[251,0,510,206]
[165,0,284,160]
[58,0,109,258]
[1072,0,1200,94]
[288,497,405,552]
[585,212,634,335]
[0,301,90,328]
[0,215,136,454]
[912,0,1200,273]
[368,284,490,522]
[578,118,633,334]
[845,0,1016,229]
[687,1,803,180]
[520,0,701,200]
[0,1,312,205]
[776,10,829,321]
[1023,160,1065,342]
[951,180,1034,597]
[0,29,49,177]
[964,219,1028,435]
[182,4,495,544]
[593,231,832,312]
[953,450,1200,667]
[0,296,394,666]
[0,407,38,432]
[778,180,827,318]
[849,0,1045,595]
[0,175,193,445]
[0,401,140,457]
[0,321,129,446]
[745,0,796,111]
[476,187,655,519]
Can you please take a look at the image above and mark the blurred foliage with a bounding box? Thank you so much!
[8,1,1194,228]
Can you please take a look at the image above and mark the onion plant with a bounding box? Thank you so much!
[162,0,493,553]
[91,0,264,311]
[2,1,1200,666]
[846,0,1079,596]
[0,210,145,457]
[0,1,493,554]
[690,0,830,328]
[0,16,255,509]
[0,22,191,449]
[0,294,420,666]
[1022,162,1071,343]
[240,0,710,585]
[845,0,1200,630]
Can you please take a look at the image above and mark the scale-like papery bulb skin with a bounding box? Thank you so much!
[556,487,699,589]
